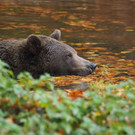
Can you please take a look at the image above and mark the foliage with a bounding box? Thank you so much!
[0,60,135,135]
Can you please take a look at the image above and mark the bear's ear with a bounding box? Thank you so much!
[27,35,41,55]
[50,29,61,41]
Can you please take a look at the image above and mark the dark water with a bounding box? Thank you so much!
[0,0,135,79]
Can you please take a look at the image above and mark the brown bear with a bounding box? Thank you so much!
[0,29,96,78]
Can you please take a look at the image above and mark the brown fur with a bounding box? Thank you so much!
[0,30,96,78]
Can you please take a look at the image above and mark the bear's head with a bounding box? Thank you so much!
[23,29,96,78]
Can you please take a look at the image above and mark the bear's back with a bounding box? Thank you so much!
[0,40,19,47]
[0,40,11,59]
[0,40,20,62]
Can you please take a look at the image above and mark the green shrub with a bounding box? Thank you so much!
[0,60,135,135]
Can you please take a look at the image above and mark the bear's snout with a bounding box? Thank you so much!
[72,55,97,76]
[88,63,97,74]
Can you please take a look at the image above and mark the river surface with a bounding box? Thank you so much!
[0,0,135,86]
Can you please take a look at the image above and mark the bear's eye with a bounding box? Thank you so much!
[66,53,72,58]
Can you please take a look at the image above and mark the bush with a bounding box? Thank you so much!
[0,60,135,135]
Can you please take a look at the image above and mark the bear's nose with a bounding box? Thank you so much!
[88,63,97,73]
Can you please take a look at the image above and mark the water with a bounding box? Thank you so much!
[0,0,135,83]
